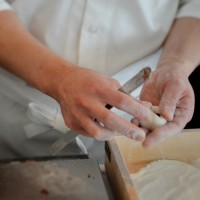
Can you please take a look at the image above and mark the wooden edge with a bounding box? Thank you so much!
[105,129,200,200]
[105,140,138,200]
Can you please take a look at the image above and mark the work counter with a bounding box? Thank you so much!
[0,155,115,200]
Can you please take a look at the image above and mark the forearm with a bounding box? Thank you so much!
[0,10,76,96]
[158,17,200,77]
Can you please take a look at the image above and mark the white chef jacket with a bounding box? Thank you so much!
[1,0,200,75]
[0,0,200,161]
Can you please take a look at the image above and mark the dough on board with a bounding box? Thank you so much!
[131,159,200,200]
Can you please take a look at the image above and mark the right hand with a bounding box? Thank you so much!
[50,66,155,141]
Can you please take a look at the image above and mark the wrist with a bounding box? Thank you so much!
[35,56,77,99]
[157,55,195,78]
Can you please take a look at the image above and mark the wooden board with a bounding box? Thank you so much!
[105,129,200,200]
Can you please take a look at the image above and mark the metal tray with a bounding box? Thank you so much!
[0,155,110,200]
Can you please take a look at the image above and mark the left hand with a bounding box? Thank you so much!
[139,62,195,148]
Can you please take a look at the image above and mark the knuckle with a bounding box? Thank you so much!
[172,78,185,88]
[111,79,121,89]
[67,109,78,121]
[63,114,79,130]
[74,94,86,106]
[162,98,176,109]
[121,126,135,137]
[101,112,112,124]
[81,118,102,138]
[133,106,147,119]
[86,123,101,139]
[115,95,127,108]
[88,81,102,94]
[66,120,75,130]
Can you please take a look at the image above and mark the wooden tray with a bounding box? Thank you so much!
[105,129,200,200]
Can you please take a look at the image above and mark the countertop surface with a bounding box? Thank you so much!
[0,156,115,200]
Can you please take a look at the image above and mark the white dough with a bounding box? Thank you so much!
[139,106,167,130]
[131,160,200,200]
[191,159,200,169]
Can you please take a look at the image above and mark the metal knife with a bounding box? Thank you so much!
[49,67,151,156]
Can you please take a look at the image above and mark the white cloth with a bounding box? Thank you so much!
[0,0,200,161]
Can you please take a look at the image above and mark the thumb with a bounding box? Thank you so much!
[159,84,182,121]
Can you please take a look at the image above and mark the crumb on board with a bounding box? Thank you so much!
[87,173,95,179]
[25,160,36,164]
[40,188,49,195]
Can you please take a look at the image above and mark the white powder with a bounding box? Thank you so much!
[131,159,200,200]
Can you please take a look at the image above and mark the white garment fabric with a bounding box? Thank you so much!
[0,0,200,161]
[1,0,200,75]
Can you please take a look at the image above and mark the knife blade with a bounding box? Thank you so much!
[49,67,151,156]
[49,130,79,156]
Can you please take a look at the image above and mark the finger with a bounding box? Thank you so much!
[80,118,122,141]
[88,102,146,141]
[131,117,149,134]
[140,100,152,108]
[142,107,190,148]
[93,126,122,141]
[62,106,100,138]
[135,99,152,108]
[159,81,189,121]
[98,109,146,141]
[103,88,157,124]
[105,89,168,131]
[142,122,180,148]
[63,95,145,141]
[69,110,122,140]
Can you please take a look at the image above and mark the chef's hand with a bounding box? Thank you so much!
[51,66,155,141]
[0,11,153,142]
[140,63,194,148]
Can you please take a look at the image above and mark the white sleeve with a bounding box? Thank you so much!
[0,0,12,11]
[176,0,200,19]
